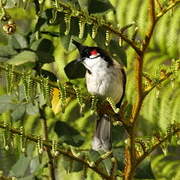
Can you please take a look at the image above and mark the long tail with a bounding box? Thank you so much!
[92,114,112,151]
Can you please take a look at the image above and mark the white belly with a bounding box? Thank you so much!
[85,65,123,104]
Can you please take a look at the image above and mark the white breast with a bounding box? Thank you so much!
[83,57,124,104]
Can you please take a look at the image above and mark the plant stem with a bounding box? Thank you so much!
[0,122,110,179]
[124,0,156,179]
[39,106,56,180]
[123,1,180,179]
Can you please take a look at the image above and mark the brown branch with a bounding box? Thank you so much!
[124,1,180,179]
[156,0,180,20]
[0,64,58,88]
[143,72,172,97]
[0,122,110,180]
[142,0,156,52]
[155,0,163,10]
[136,127,180,166]
[123,55,144,179]
[55,1,141,55]
[39,106,56,180]
[124,1,156,179]
[103,24,142,55]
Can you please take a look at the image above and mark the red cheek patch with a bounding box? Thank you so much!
[90,50,98,55]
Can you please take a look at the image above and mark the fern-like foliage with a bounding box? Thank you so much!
[0,0,179,180]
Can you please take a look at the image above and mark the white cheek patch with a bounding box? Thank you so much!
[83,56,108,73]
[89,53,100,59]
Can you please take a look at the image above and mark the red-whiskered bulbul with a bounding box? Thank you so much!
[72,40,126,151]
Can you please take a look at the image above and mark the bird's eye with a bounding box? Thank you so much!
[90,50,98,55]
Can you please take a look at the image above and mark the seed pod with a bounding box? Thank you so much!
[3,20,16,34]
[37,136,43,154]
[79,18,86,39]
[58,80,67,113]
[22,73,31,101]
[160,69,167,79]
[119,37,123,47]
[20,126,26,153]
[40,77,50,105]
[64,14,71,35]
[6,64,14,94]
[1,14,11,22]
[29,79,37,102]
[3,122,9,151]
[132,26,138,41]
[49,9,57,24]
[105,30,111,46]
[52,140,59,157]
[36,136,43,163]
[106,97,119,113]
[156,89,160,98]
[54,0,64,11]
[44,77,50,105]
[73,85,85,115]
[91,25,98,39]
[90,95,98,114]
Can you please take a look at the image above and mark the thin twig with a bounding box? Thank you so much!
[0,64,58,88]
[51,0,141,55]
[142,0,156,52]
[124,1,180,179]
[136,127,180,165]
[124,1,156,179]
[156,0,180,20]
[143,72,172,97]
[0,123,110,180]
[155,0,163,10]
[39,106,56,180]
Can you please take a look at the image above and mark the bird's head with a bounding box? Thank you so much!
[72,40,113,67]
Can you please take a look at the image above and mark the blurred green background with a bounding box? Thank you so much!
[0,0,180,179]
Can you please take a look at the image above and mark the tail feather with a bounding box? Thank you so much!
[92,114,112,151]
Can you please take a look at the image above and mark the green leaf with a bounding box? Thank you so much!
[112,126,126,146]
[26,103,39,115]
[11,104,26,121]
[59,16,89,50]
[88,0,113,14]
[9,154,31,177]
[18,175,34,180]
[78,0,89,12]
[7,50,36,67]
[94,26,106,50]
[9,34,28,50]
[64,59,86,79]
[0,46,17,62]
[36,39,54,54]
[54,121,85,146]
[29,156,44,175]
[0,31,8,45]
[88,150,101,162]
[135,158,154,179]
[0,95,17,113]
[71,160,84,172]
[34,17,46,32]
[109,40,127,67]
[113,147,124,171]
[94,27,127,66]
[39,69,57,82]
[33,0,40,14]
[60,34,72,51]
[36,39,55,64]
[60,148,84,173]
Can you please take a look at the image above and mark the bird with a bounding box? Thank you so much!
[72,40,126,151]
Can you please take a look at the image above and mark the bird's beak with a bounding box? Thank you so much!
[75,57,85,64]
[72,39,85,52]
